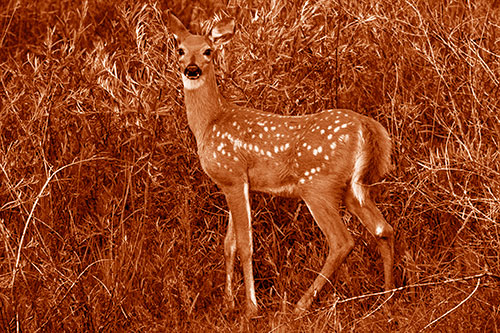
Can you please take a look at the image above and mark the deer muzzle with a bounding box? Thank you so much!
[184,64,202,79]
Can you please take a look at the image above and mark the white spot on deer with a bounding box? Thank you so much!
[233,138,243,149]
[266,151,272,157]
[264,126,268,132]
[330,142,337,150]
[375,225,384,236]
[324,155,329,160]
[274,146,279,153]
[334,126,340,133]
[327,134,333,140]
[341,123,348,129]
[317,146,323,153]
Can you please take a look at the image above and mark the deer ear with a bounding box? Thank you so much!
[209,18,235,46]
[168,13,190,43]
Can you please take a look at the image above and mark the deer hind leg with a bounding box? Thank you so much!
[345,188,394,291]
[224,212,236,310]
[223,183,258,317]
[295,194,355,314]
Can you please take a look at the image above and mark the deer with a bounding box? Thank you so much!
[168,14,394,317]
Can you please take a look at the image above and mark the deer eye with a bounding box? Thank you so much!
[177,48,185,56]
[203,48,212,56]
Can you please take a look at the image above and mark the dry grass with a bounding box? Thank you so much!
[1,0,499,331]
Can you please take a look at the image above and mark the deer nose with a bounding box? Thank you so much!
[184,64,202,79]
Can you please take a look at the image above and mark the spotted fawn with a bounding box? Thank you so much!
[168,14,394,316]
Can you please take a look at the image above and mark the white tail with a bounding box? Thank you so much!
[169,14,394,316]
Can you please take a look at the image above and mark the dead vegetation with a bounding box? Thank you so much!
[1,0,499,331]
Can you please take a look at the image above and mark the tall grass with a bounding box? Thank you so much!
[1,0,499,331]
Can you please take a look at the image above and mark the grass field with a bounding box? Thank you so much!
[1,0,499,331]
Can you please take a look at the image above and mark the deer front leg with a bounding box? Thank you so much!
[223,182,258,317]
[224,212,236,310]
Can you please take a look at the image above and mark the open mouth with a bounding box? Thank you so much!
[184,65,202,80]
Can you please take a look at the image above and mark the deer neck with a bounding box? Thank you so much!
[183,69,225,141]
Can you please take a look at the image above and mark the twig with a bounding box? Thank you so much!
[419,276,482,332]
[290,271,494,319]
[9,156,108,289]
[336,270,493,304]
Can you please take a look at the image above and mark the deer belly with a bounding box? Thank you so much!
[247,164,301,197]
